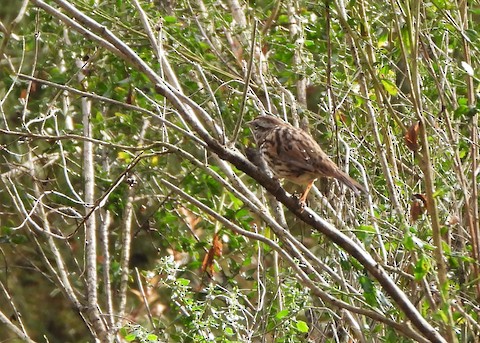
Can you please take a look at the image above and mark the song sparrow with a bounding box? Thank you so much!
[248,115,366,204]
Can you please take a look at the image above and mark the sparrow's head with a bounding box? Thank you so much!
[247,115,285,144]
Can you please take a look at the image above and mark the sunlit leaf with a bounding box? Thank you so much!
[147,334,158,341]
[164,16,177,24]
[276,309,289,320]
[295,320,309,333]
[176,278,190,286]
[125,334,136,342]
[381,78,398,96]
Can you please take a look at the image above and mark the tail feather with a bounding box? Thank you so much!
[335,171,367,195]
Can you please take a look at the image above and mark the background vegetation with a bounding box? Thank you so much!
[0,0,479,342]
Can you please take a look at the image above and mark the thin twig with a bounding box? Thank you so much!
[232,20,257,144]
[135,268,156,330]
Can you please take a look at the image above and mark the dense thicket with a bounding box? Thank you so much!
[0,1,479,342]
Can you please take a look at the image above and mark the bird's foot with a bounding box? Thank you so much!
[299,200,307,212]
[291,193,308,212]
[297,181,313,212]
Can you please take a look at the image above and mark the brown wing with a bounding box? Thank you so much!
[277,126,340,175]
[275,127,319,169]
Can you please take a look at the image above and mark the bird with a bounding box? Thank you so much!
[247,115,366,205]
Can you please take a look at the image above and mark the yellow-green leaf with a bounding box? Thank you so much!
[296,320,309,333]
[381,79,398,96]
[276,309,289,319]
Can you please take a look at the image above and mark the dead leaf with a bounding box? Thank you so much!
[20,88,28,100]
[410,200,424,223]
[201,247,216,274]
[213,233,223,256]
[404,122,421,151]
[410,193,428,222]
[201,233,223,275]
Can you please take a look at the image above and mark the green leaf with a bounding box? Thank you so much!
[10,234,28,244]
[94,111,105,124]
[457,97,468,106]
[359,275,378,306]
[377,33,389,47]
[277,14,290,24]
[349,257,363,271]
[117,151,132,163]
[441,241,451,254]
[434,307,449,323]
[177,278,190,286]
[358,225,376,233]
[147,334,158,341]
[381,79,398,96]
[296,320,309,333]
[125,334,136,342]
[163,16,177,24]
[276,309,289,319]
[403,233,414,250]
[304,40,315,47]
[413,255,430,281]
[1,226,12,235]
[356,225,375,246]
